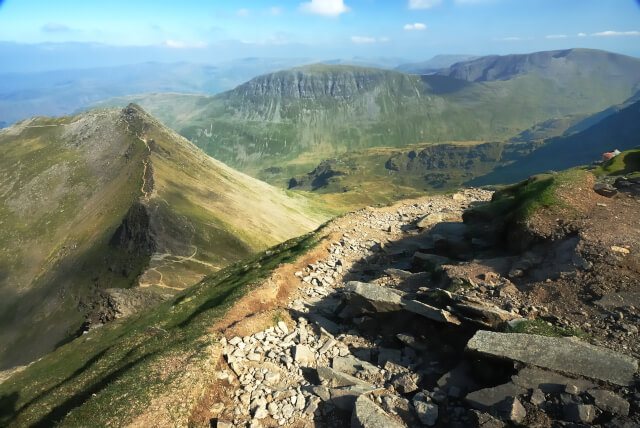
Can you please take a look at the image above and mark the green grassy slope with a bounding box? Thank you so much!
[0,105,330,370]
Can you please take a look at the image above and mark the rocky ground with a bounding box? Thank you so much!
[185,180,640,428]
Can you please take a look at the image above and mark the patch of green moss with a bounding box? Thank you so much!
[504,318,588,339]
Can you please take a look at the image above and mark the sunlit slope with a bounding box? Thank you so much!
[0,104,327,369]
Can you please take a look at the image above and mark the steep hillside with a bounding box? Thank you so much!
[0,105,327,369]
[89,51,640,186]
[470,98,640,185]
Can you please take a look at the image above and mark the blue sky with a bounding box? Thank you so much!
[0,0,639,65]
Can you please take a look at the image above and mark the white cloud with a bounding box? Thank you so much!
[237,8,250,17]
[42,22,70,32]
[577,32,587,37]
[545,34,567,39]
[350,35,388,44]
[269,7,282,15]
[165,40,208,49]
[592,30,640,37]
[408,0,441,9]
[404,23,427,31]
[499,36,521,41]
[300,0,350,17]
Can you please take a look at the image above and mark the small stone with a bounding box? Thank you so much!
[413,400,439,426]
[209,402,224,414]
[253,404,269,419]
[277,321,289,334]
[563,403,596,423]
[264,372,280,384]
[530,389,545,406]
[565,384,580,395]
[293,345,315,366]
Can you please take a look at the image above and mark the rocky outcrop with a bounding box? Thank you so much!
[466,330,638,386]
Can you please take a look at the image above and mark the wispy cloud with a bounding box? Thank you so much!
[499,36,522,41]
[404,23,427,31]
[577,32,587,37]
[350,35,388,44]
[300,0,350,17]
[545,34,567,39]
[165,40,208,49]
[268,7,282,15]
[408,0,441,9]
[592,30,640,37]
[42,22,70,32]
[237,8,250,17]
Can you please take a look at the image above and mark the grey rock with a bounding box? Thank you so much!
[392,372,421,394]
[413,252,450,271]
[403,299,462,325]
[215,421,233,428]
[345,281,403,313]
[293,345,315,366]
[437,361,479,397]
[470,411,505,428]
[453,303,520,328]
[530,389,546,406]
[467,330,638,386]
[594,182,618,197]
[595,292,640,309]
[512,367,595,393]
[413,400,439,426]
[588,388,630,416]
[332,355,380,376]
[496,397,526,424]
[351,395,405,428]
[465,382,525,412]
[252,404,269,419]
[563,403,596,423]
[329,385,375,410]
[317,366,377,389]
[417,212,452,229]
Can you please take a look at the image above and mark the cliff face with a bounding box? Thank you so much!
[229,66,396,100]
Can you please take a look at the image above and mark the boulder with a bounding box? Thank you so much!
[417,212,452,229]
[351,395,405,428]
[345,281,403,314]
[453,303,520,328]
[593,182,618,197]
[465,383,526,424]
[466,331,638,386]
[413,252,450,271]
[293,345,315,366]
[403,299,461,325]
[332,355,380,376]
[317,366,377,389]
[413,400,438,426]
[511,367,595,393]
[588,389,630,416]
[563,403,596,423]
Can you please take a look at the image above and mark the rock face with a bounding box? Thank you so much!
[466,331,639,386]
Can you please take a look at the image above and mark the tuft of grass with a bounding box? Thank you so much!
[504,318,588,339]
[468,168,588,222]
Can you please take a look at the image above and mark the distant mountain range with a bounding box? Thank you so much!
[395,54,478,74]
[88,49,640,189]
[0,104,327,369]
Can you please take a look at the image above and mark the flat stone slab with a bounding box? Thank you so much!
[467,331,638,386]
[345,281,403,313]
[512,367,595,393]
[317,366,376,389]
[403,299,461,325]
[351,395,405,428]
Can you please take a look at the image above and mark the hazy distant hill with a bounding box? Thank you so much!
[395,54,478,74]
[0,104,326,369]
[0,58,312,128]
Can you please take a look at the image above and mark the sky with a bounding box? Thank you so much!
[0,0,639,70]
